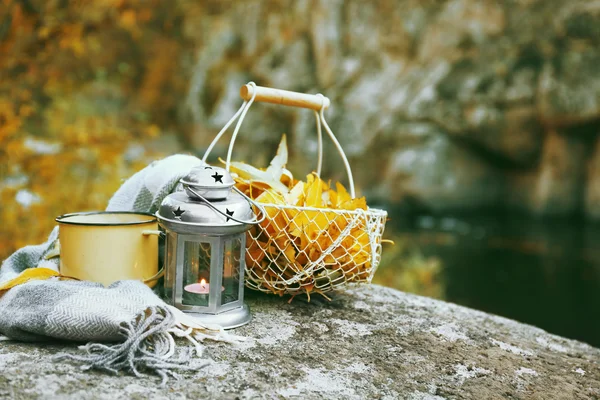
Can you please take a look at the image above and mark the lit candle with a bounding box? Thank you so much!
[185,278,210,294]
[184,278,225,294]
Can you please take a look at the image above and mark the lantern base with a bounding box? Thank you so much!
[184,304,251,329]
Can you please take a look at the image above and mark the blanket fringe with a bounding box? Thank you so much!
[53,305,245,385]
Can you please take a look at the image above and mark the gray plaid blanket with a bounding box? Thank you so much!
[0,155,241,383]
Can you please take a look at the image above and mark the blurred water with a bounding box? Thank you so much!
[377,213,600,348]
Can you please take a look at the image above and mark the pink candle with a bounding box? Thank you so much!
[184,279,210,294]
[184,279,225,294]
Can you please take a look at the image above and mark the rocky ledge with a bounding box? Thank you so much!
[1,285,598,399]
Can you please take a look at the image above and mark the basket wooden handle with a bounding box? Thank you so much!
[240,84,330,111]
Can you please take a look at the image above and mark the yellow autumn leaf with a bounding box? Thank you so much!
[0,268,60,291]
[255,189,289,237]
[304,173,325,208]
[345,196,367,211]
[284,181,305,205]
[246,239,268,269]
[335,182,351,207]
[265,134,288,179]
[327,188,338,208]
[227,160,290,194]
[255,188,286,205]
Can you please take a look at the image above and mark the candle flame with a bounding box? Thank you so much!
[200,278,207,285]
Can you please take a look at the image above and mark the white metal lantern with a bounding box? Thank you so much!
[156,164,264,328]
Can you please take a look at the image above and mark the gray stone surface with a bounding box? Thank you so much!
[1,285,599,399]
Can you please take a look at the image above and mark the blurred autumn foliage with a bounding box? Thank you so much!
[0,0,199,261]
[372,236,443,299]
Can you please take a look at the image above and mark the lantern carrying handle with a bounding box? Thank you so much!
[184,185,267,225]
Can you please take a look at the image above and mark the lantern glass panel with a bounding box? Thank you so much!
[164,231,178,302]
[182,241,212,307]
[221,236,242,305]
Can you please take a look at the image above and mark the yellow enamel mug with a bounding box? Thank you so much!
[56,212,163,287]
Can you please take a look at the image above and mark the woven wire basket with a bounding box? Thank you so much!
[245,204,387,296]
[203,82,388,297]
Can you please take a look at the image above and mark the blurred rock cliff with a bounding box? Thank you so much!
[2,0,600,258]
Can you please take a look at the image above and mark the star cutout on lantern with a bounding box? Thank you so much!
[225,208,234,222]
[173,206,185,219]
[211,172,224,184]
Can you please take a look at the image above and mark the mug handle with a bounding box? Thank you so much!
[141,230,165,285]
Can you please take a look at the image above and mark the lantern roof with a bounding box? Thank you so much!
[180,165,236,201]
[156,164,255,235]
